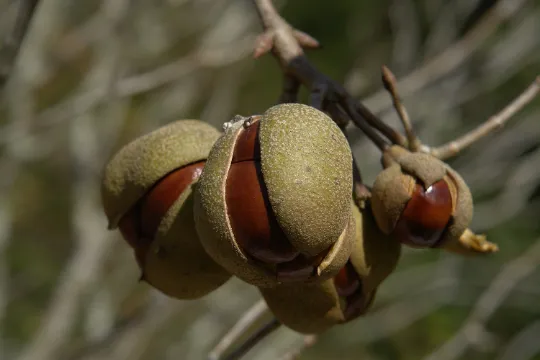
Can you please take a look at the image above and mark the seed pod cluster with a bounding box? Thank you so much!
[194,103,355,288]
[100,103,467,335]
[260,202,401,334]
[370,145,473,248]
[101,120,231,299]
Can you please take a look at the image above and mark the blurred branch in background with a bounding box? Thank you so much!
[362,0,534,115]
[424,239,540,360]
[0,0,39,88]
[16,1,131,359]
[0,0,538,360]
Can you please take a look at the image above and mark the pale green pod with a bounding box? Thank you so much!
[194,104,354,288]
[349,202,401,295]
[259,103,353,255]
[438,166,473,247]
[370,164,415,234]
[371,145,474,249]
[101,119,230,300]
[260,279,345,334]
[260,204,396,334]
[139,186,231,299]
[102,119,221,229]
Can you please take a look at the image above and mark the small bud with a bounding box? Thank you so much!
[194,103,355,287]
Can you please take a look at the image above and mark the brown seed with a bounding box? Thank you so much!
[140,162,205,238]
[395,180,452,247]
[194,104,355,288]
[226,160,299,264]
[226,120,332,269]
[118,161,205,259]
[231,119,261,162]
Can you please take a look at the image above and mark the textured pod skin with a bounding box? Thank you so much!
[443,167,473,246]
[349,202,402,295]
[260,203,399,334]
[260,279,345,334]
[259,104,353,255]
[101,120,231,299]
[139,186,231,299]
[371,145,473,248]
[102,120,221,228]
[194,104,354,287]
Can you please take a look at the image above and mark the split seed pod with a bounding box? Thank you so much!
[260,203,401,334]
[371,145,473,248]
[101,120,231,299]
[194,103,355,288]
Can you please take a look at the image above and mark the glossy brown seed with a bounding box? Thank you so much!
[395,180,453,247]
[226,160,299,264]
[231,119,261,162]
[117,161,205,264]
[140,161,205,238]
[226,119,341,275]
[333,262,361,297]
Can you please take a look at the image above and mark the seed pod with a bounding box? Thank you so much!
[371,145,473,249]
[260,203,401,334]
[194,103,354,288]
[101,120,231,299]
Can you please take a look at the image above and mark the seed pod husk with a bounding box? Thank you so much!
[101,120,231,299]
[260,203,401,334]
[194,103,354,288]
[371,145,473,249]
[102,120,222,228]
[349,201,402,295]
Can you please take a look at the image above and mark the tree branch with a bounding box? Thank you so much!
[208,299,273,360]
[423,239,540,360]
[429,77,540,159]
[0,0,40,88]
[381,65,420,151]
[251,0,401,151]
[221,318,281,360]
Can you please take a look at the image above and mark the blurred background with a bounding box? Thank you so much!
[0,0,539,359]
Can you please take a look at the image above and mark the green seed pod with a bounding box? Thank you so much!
[371,145,473,249]
[101,120,231,299]
[349,201,402,295]
[260,203,401,334]
[102,120,222,228]
[194,104,354,288]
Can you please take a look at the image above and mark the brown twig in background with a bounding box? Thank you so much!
[423,238,540,360]
[428,77,540,159]
[379,69,540,159]
[208,299,273,360]
[252,0,540,162]
[252,0,398,152]
[381,65,420,151]
[363,0,535,115]
[221,318,281,360]
[0,0,40,88]
[355,100,407,147]
[278,74,300,103]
